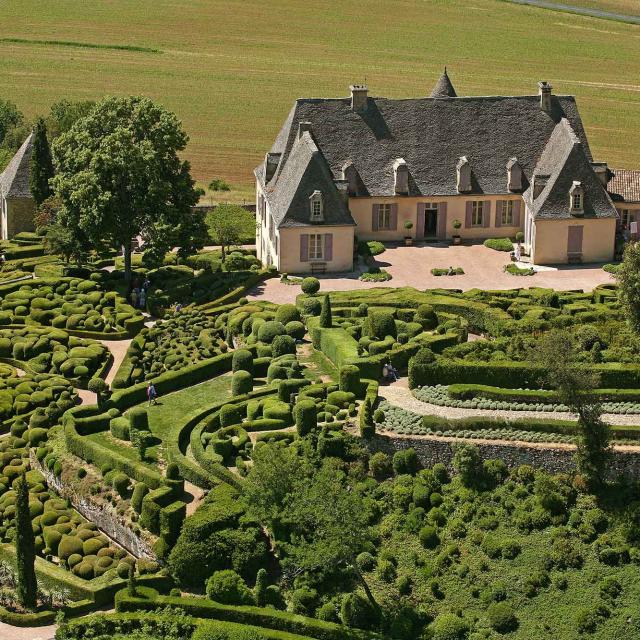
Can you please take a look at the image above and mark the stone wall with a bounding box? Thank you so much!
[369,433,640,479]
[30,452,156,560]
[7,197,35,238]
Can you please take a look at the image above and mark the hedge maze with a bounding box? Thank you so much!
[1,268,640,640]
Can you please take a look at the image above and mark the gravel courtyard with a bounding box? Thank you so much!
[248,243,615,304]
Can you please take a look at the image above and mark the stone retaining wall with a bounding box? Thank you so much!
[369,433,640,479]
[30,452,156,560]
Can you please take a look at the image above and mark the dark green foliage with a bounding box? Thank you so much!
[127,563,137,597]
[254,567,268,607]
[275,303,301,325]
[415,304,438,330]
[257,321,286,344]
[320,295,332,329]
[366,309,396,339]
[487,602,518,633]
[428,613,469,640]
[340,592,377,630]
[220,404,243,428]
[131,482,149,514]
[452,444,483,488]
[369,452,392,480]
[301,277,320,295]
[419,525,440,549]
[393,448,418,476]
[30,118,54,206]
[408,347,436,389]
[206,569,254,605]
[15,472,37,609]
[232,370,253,396]
[290,586,317,615]
[294,399,316,436]
[285,321,305,340]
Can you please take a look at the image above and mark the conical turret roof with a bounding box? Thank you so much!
[430,68,457,98]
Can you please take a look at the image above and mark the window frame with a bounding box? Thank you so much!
[621,208,630,228]
[501,200,514,226]
[572,193,583,211]
[377,203,392,230]
[308,233,324,260]
[471,201,484,227]
[309,191,324,222]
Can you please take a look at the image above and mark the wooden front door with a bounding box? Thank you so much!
[567,225,584,259]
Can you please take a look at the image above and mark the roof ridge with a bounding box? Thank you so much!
[293,94,577,103]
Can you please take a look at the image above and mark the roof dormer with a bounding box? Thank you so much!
[569,181,584,216]
[456,156,471,193]
[342,160,361,196]
[393,158,409,195]
[309,190,324,222]
[506,157,522,192]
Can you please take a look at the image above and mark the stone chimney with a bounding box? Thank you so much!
[533,173,549,199]
[298,121,312,139]
[334,179,349,205]
[456,156,472,193]
[350,85,368,112]
[393,158,409,195]
[591,162,609,187]
[538,81,553,113]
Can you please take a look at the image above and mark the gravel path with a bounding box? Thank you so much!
[379,384,640,427]
[0,622,56,640]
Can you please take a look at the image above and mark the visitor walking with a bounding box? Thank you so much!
[147,382,157,405]
[131,287,139,308]
[139,288,147,310]
[514,241,522,262]
[143,277,151,292]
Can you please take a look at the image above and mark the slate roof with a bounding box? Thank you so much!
[0,133,34,199]
[608,169,640,203]
[430,68,457,98]
[524,119,617,220]
[264,132,355,228]
[261,91,593,200]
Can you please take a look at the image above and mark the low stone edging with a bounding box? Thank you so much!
[369,431,640,479]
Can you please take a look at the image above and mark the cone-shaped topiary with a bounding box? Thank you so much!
[320,295,332,328]
[15,472,37,610]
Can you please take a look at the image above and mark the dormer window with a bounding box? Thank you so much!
[569,181,584,215]
[457,156,472,193]
[506,158,522,192]
[309,190,324,222]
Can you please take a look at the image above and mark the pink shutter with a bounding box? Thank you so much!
[495,201,503,228]
[300,234,309,262]
[416,203,426,238]
[437,202,447,239]
[513,200,521,227]
[465,201,473,228]
[483,201,491,228]
[372,204,379,231]
[324,234,333,261]
[390,204,398,230]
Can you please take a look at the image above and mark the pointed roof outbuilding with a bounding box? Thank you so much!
[0,133,34,199]
[430,68,457,98]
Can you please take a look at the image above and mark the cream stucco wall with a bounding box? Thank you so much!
[279,225,354,274]
[348,195,523,241]
[531,218,616,264]
[4,197,35,239]
[615,203,640,228]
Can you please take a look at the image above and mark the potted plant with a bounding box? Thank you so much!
[452,219,462,245]
[404,221,414,246]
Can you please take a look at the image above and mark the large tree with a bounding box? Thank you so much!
[51,96,205,281]
[206,204,254,261]
[536,330,610,489]
[15,472,37,610]
[0,99,23,146]
[616,241,640,332]
[29,118,55,206]
[46,99,96,138]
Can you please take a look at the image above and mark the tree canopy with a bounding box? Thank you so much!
[616,241,640,332]
[51,96,205,280]
[206,203,254,261]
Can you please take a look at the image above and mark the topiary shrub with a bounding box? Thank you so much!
[408,347,436,388]
[339,365,361,395]
[285,321,305,340]
[272,334,296,358]
[131,482,148,514]
[231,349,253,375]
[231,370,253,396]
[219,404,243,428]
[301,277,320,295]
[370,452,393,480]
[206,569,254,605]
[366,309,396,339]
[294,399,317,437]
[128,407,149,432]
[415,304,438,330]
[257,321,286,344]
[58,534,83,562]
[301,297,322,317]
[275,304,301,325]
[393,448,418,476]
[419,525,440,549]
[112,472,130,497]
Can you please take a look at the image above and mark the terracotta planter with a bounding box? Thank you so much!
[404,237,413,246]
[452,235,461,245]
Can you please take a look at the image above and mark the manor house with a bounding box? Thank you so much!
[255,70,625,273]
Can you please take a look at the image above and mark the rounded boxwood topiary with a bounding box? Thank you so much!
[206,569,254,605]
[272,334,296,359]
[131,482,148,514]
[58,534,83,562]
[428,613,469,640]
[275,304,301,325]
[112,472,130,497]
[301,297,322,317]
[419,525,440,549]
[339,365,361,394]
[232,349,253,375]
[415,304,438,330]
[128,407,149,432]
[257,321,286,344]
[487,602,518,632]
[285,321,305,340]
[301,277,320,295]
[83,537,107,556]
[219,404,243,428]
[231,370,253,396]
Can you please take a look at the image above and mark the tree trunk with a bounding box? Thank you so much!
[123,241,132,283]
[351,562,379,611]
[221,242,226,263]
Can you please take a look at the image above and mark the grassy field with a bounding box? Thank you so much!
[1,0,640,200]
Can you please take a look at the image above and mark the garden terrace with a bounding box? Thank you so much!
[0,277,144,337]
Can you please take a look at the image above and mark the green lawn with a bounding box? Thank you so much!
[1,0,640,196]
